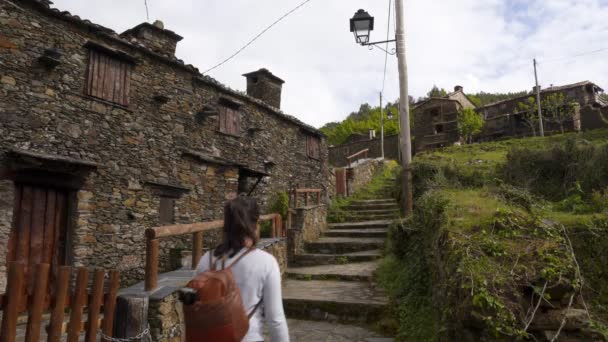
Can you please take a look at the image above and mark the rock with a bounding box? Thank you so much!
[0,36,16,49]
[1,75,16,86]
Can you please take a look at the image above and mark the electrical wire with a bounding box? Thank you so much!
[203,0,313,75]
[381,0,392,94]
[538,47,608,65]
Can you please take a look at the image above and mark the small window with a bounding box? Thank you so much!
[306,135,320,159]
[159,197,175,224]
[429,108,440,118]
[219,106,240,136]
[435,124,444,134]
[85,49,132,106]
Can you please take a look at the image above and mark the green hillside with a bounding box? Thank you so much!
[379,129,608,340]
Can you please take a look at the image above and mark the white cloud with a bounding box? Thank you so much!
[50,0,608,128]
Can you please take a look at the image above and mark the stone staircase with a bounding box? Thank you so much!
[282,198,397,331]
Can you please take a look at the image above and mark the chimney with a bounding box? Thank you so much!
[120,20,183,57]
[454,85,463,92]
[243,69,285,109]
[369,129,376,140]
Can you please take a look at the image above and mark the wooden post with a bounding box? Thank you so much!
[113,295,150,342]
[304,192,309,206]
[25,264,50,342]
[192,232,203,270]
[145,238,159,292]
[67,267,89,342]
[85,269,105,342]
[0,262,24,342]
[47,266,71,342]
[101,271,120,338]
[316,191,321,205]
[256,223,261,240]
[271,217,277,238]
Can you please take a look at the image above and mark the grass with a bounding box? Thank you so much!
[377,128,608,339]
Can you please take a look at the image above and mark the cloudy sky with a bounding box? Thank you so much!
[51,0,608,128]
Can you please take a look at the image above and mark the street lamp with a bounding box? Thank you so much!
[350,4,413,216]
[350,9,396,50]
[387,111,394,121]
[350,9,374,45]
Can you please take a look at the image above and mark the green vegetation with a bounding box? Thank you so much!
[327,161,400,223]
[379,129,608,340]
[260,191,289,238]
[457,107,483,144]
[467,90,530,107]
[320,103,402,146]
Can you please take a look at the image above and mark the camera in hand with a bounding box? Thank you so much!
[178,288,197,306]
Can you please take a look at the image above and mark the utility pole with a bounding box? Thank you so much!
[395,0,413,216]
[534,58,545,137]
[380,92,385,159]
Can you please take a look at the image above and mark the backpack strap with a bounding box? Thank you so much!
[248,297,263,319]
[227,247,256,269]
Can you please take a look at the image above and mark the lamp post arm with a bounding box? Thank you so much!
[361,39,397,46]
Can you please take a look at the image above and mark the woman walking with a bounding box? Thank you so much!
[192,194,289,342]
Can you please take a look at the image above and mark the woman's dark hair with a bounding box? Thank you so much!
[213,194,260,258]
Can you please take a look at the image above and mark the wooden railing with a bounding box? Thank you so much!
[0,262,119,342]
[289,188,322,208]
[347,148,369,167]
[144,213,283,292]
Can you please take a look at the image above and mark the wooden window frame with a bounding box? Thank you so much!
[218,106,241,137]
[84,47,133,107]
[306,135,321,160]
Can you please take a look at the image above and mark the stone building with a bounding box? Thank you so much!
[0,0,328,289]
[414,82,608,151]
[478,81,606,140]
[413,86,477,151]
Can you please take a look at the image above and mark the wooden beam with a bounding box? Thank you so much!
[0,262,25,342]
[145,239,159,292]
[47,266,71,342]
[101,271,119,338]
[146,220,223,239]
[25,264,50,342]
[192,232,203,270]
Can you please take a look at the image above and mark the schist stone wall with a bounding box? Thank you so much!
[0,0,329,287]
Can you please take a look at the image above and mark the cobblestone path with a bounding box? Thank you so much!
[282,197,398,340]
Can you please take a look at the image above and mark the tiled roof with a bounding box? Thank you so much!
[17,0,323,136]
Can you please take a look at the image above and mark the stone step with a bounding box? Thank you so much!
[286,261,379,282]
[291,250,382,267]
[283,279,388,324]
[350,199,395,205]
[343,209,398,215]
[347,203,398,210]
[343,214,397,222]
[305,237,385,254]
[329,220,392,230]
[324,228,388,238]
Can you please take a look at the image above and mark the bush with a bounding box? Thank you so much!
[502,139,608,201]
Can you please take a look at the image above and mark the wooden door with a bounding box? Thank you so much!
[6,184,69,310]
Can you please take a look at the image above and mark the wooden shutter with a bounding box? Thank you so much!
[307,136,320,159]
[85,49,132,106]
[159,197,175,224]
[219,107,240,136]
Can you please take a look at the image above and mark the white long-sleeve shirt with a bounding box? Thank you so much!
[195,248,290,342]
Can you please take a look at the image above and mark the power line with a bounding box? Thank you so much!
[539,47,608,65]
[203,0,313,75]
[381,0,392,94]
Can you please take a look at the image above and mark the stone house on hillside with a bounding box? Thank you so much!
[414,82,608,151]
[0,0,328,288]
[478,81,606,140]
[413,86,477,151]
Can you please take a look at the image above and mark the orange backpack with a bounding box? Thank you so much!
[183,248,262,342]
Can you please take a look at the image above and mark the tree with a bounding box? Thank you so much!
[542,93,576,134]
[427,85,448,98]
[457,108,483,144]
[516,97,540,137]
